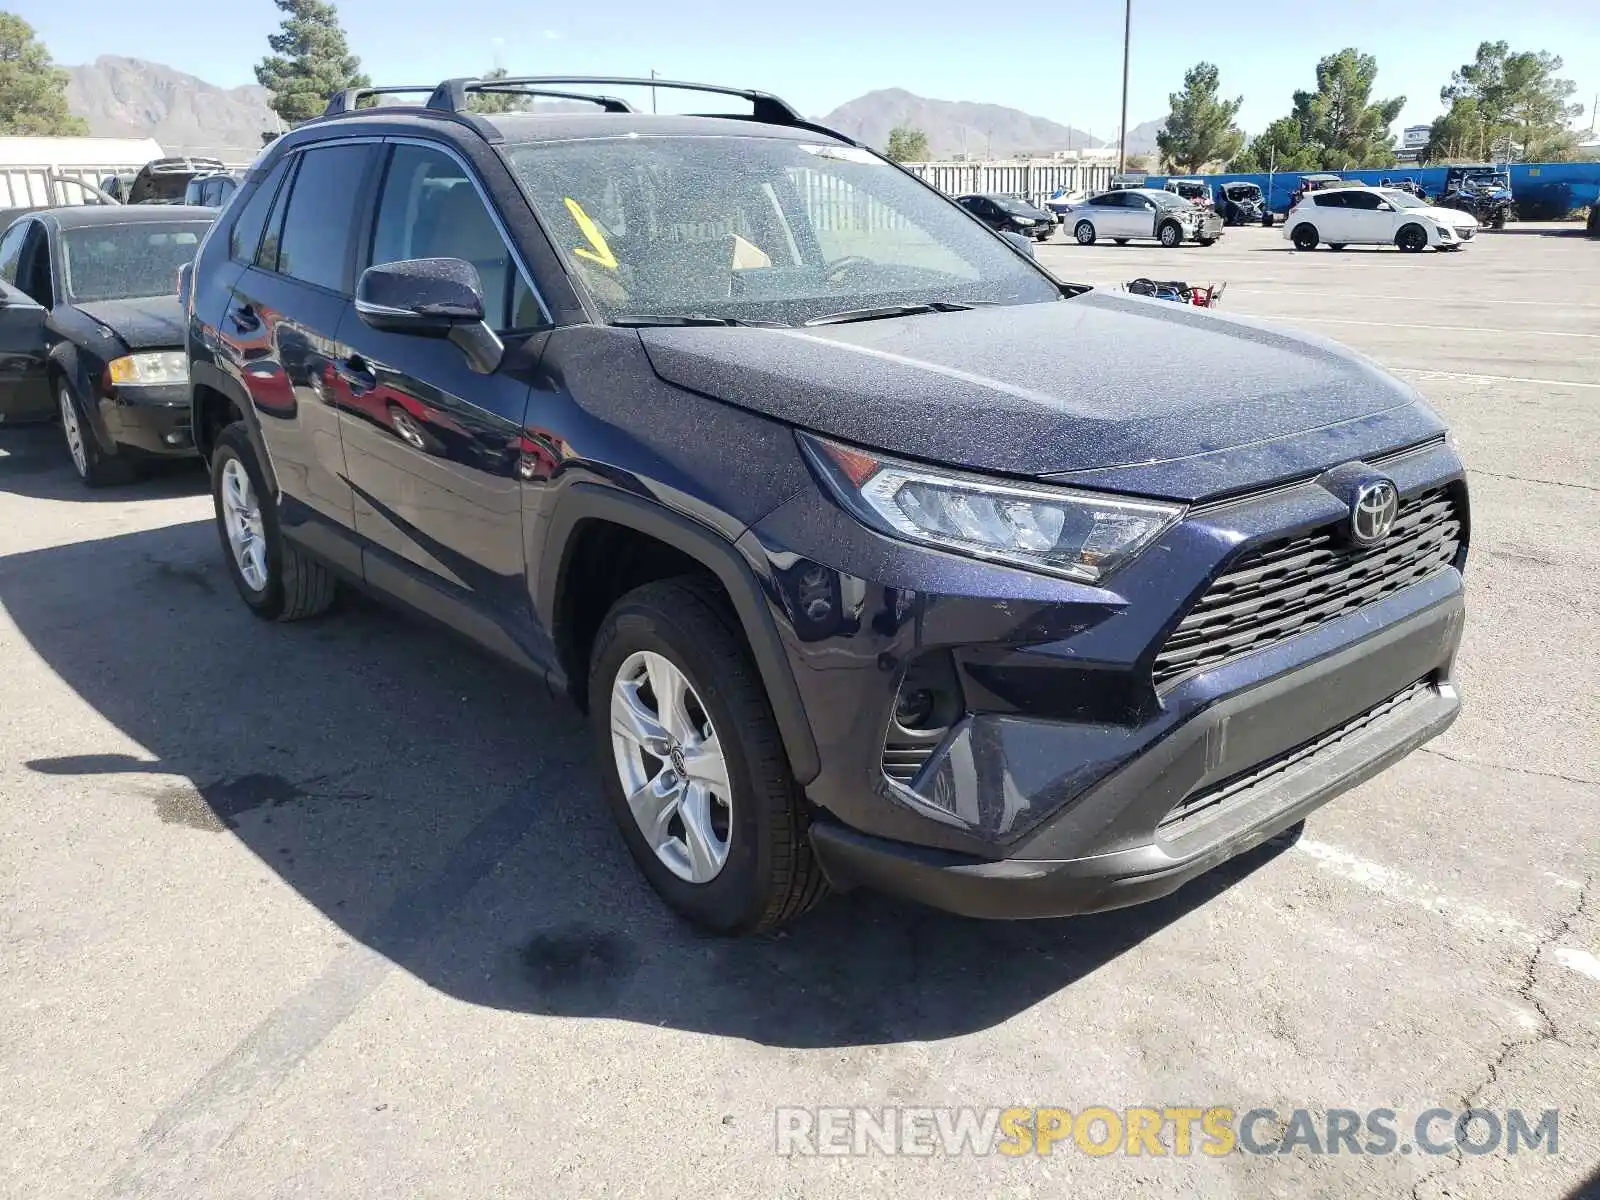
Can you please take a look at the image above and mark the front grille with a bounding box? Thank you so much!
[1153,487,1463,688]
[1158,678,1433,835]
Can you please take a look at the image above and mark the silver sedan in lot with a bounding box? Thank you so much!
[1062,187,1223,247]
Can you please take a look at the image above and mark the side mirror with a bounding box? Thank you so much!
[1001,231,1036,258]
[355,257,503,374]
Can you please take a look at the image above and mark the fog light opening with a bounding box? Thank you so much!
[881,654,963,787]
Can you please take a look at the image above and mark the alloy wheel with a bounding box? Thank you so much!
[220,456,269,591]
[59,389,87,478]
[609,649,732,884]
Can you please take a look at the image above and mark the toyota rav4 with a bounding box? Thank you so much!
[184,76,1468,934]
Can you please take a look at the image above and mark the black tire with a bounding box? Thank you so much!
[587,576,827,935]
[1158,221,1182,248]
[1113,238,1129,245]
[210,421,337,621]
[1074,220,1096,246]
[58,381,134,488]
[1490,213,1507,230]
[1396,223,1429,253]
[1290,223,1319,251]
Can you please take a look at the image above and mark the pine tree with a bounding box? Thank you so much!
[254,0,369,124]
[1155,63,1244,173]
[0,14,88,135]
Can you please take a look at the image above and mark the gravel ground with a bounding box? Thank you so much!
[1,220,1596,1200]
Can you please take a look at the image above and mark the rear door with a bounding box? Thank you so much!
[333,139,548,655]
[218,141,379,559]
[1310,191,1351,241]
[0,219,52,423]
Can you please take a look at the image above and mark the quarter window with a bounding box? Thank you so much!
[229,158,290,263]
[368,143,539,332]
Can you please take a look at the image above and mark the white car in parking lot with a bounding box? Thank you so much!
[1285,185,1479,252]
[1063,188,1223,247]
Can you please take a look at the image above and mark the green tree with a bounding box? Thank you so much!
[884,125,929,163]
[0,14,88,135]
[1155,63,1244,173]
[1434,42,1583,162]
[1232,116,1322,173]
[254,0,369,124]
[1292,49,1404,167]
[470,66,528,115]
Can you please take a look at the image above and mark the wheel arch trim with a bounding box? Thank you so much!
[191,360,280,495]
[538,482,822,784]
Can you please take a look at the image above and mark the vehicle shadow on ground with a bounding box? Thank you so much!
[0,425,207,502]
[3,512,1299,1049]
[1491,225,1595,238]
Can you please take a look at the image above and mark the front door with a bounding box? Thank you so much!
[0,277,49,423]
[334,140,548,660]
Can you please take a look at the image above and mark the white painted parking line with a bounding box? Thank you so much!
[1284,316,1600,339]
[1227,287,1600,310]
[1393,367,1600,390]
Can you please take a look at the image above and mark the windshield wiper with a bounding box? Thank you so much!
[803,301,977,327]
[611,313,786,328]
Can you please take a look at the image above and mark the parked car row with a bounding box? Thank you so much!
[0,76,1469,940]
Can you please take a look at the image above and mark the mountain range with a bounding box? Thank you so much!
[60,60,1163,166]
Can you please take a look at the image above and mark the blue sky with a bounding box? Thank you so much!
[18,0,1598,141]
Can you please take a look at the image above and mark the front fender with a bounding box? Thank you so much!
[47,343,116,454]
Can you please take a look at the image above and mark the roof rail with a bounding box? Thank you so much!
[433,79,637,114]
[425,75,805,126]
[322,85,438,117]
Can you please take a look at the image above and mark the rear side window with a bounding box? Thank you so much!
[268,144,374,292]
[1343,191,1383,211]
[368,143,539,331]
[230,158,290,262]
[1313,192,1346,208]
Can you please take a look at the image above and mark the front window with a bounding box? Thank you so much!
[1379,190,1427,209]
[1150,192,1190,210]
[60,222,211,302]
[504,136,1061,325]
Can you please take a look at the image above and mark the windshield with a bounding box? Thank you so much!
[61,222,210,302]
[1150,192,1190,209]
[1224,184,1260,199]
[1379,189,1428,209]
[505,136,1061,325]
[1465,173,1510,189]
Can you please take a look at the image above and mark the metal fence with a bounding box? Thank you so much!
[0,165,142,208]
[902,161,1118,206]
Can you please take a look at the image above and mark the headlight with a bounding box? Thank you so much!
[107,351,187,386]
[1014,217,1035,226]
[800,434,1184,583]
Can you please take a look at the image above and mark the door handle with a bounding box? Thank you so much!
[229,303,260,332]
[334,354,377,394]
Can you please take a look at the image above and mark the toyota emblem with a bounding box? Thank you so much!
[1349,479,1399,547]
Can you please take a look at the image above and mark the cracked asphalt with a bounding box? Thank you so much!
[2,221,1597,1199]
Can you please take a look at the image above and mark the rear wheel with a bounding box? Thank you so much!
[211,422,337,621]
[1074,220,1096,246]
[1290,223,1319,251]
[1158,221,1182,248]
[588,577,826,935]
[1396,223,1429,253]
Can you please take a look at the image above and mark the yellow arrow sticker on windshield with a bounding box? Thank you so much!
[564,197,618,270]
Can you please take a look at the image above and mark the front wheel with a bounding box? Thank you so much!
[1158,221,1182,248]
[1396,223,1429,253]
[1074,220,1096,246]
[588,577,827,935]
[210,422,337,621]
[1290,223,1319,251]
[58,384,133,487]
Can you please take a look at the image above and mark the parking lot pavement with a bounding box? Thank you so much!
[2,223,1596,1200]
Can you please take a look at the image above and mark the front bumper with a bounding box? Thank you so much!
[95,382,195,457]
[811,588,1462,918]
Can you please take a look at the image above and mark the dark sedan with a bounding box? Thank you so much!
[0,204,214,485]
[956,192,1056,241]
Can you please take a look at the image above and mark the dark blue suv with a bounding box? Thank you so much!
[184,76,1468,934]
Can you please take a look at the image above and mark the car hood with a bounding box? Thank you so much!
[638,292,1422,484]
[73,296,185,350]
[1416,205,1479,228]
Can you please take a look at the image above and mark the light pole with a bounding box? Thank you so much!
[650,68,660,114]
[1117,0,1131,175]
